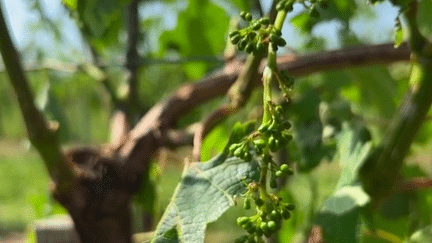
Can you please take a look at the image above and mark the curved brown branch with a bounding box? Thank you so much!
[120,42,410,158]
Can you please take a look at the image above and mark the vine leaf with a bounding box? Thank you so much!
[149,122,259,243]
[335,123,372,189]
[149,155,260,243]
[316,124,373,242]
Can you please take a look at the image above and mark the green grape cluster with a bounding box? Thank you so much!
[228,12,287,55]
[230,104,295,242]
[257,104,293,153]
[229,104,292,159]
[234,182,296,243]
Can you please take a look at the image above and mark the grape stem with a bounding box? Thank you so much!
[260,7,289,199]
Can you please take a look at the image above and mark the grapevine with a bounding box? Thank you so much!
[227,1,327,242]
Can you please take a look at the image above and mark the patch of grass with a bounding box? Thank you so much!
[0,143,51,234]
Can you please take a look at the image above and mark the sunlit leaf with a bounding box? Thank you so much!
[150,122,258,243]
[150,154,260,243]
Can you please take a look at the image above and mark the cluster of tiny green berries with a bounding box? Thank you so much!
[229,104,293,161]
[228,12,286,55]
[230,104,294,242]
[257,104,293,154]
[234,182,295,242]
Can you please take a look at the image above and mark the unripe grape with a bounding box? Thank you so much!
[270,179,277,189]
[244,151,252,162]
[284,1,294,12]
[258,122,270,133]
[276,1,286,11]
[275,170,284,178]
[268,221,277,231]
[255,42,266,54]
[237,216,250,226]
[240,11,247,20]
[275,105,283,115]
[245,13,252,21]
[282,120,291,130]
[309,5,320,18]
[253,138,266,148]
[285,203,295,211]
[260,17,270,25]
[270,210,281,221]
[229,31,240,38]
[269,136,277,152]
[269,34,278,43]
[268,135,275,145]
[238,40,248,50]
[281,132,293,143]
[281,209,291,219]
[252,23,261,30]
[260,222,268,232]
[245,43,255,54]
[242,221,253,230]
[248,31,257,39]
[230,35,242,45]
[243,198,251,209]
[234,147,243,157]
[246,226,256,234]
[274,29,282,36]
[280,164,289,172]
[255,197,265,207]
[276,37,287,47]
[229,143,240,153]
[280,164,294,175]
[258,210,267,219]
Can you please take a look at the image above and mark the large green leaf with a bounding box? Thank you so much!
[159,0,228,79]
[316,124,373,243]
[334,123,372,189]
[317,184,370,243]
[149,121,257,243]
[159,1,229,56]
[150,154,260,243]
